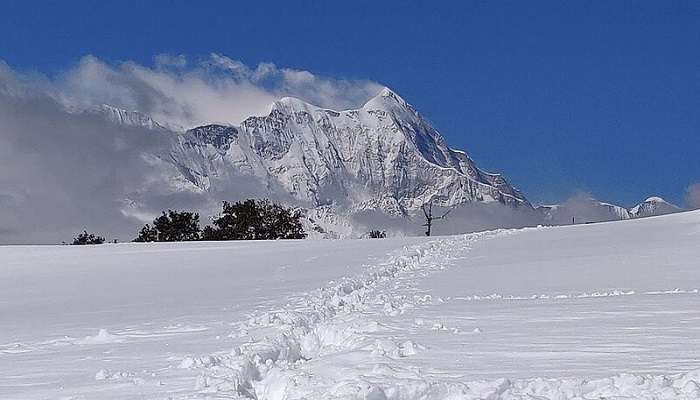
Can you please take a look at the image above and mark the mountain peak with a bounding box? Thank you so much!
[93,104,185,132]
[369,86,404,102]
[643,196,667,203]
[97,104,164,130]
[268,87,413,117]
[272,96,316,113]
[362,86,415,114]
[629,196,681,218]
[377,86,400,99]
[172,85,529,213]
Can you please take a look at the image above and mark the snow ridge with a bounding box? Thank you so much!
[94,104,173,131]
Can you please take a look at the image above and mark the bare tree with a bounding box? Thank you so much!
[421,200,452,236]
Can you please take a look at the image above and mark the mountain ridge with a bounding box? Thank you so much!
[90,88,684,236]
[165,87,530,215]
[537,196,684,224]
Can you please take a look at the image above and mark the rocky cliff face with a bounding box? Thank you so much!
[165,88,529,216]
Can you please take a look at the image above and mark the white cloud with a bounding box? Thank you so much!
[539,192,630,225]
[0,54,383,243]
[4,54,383,129]
[154,54,188,69]
[685,183,700,209]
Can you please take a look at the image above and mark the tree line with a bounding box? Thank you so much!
[71,199,306,245]
[70,199,453,245]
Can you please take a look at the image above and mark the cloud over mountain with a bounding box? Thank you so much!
[686,183,700,210]
[0,55,694,244]
[4,54,383,129]
[0,55,382,243]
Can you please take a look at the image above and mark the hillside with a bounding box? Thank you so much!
[1,210,698,399]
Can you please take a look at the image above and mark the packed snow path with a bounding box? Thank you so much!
[1,211,699,399]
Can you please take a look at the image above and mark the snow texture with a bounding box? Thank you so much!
[1,210,699,399]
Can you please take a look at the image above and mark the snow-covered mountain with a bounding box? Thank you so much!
[629,196,682,218]
[538,196,683,224]
[537,201,629,224]
[88,88,684,236]
[596,201,632,220]
[95,105,169,131]
[165,88,529,215]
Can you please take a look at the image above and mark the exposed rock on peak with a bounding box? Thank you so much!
[166,88,529,213]
[630,196,682,218]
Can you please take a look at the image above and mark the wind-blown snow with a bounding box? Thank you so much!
[1,210,699,399]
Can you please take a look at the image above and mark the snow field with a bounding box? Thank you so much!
[179,231,506,398]
[1,211,699,399]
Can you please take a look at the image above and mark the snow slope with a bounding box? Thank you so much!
[1,211,699,399]
[0,238,430,399]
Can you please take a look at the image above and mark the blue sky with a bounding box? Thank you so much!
[1,1,699,206]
